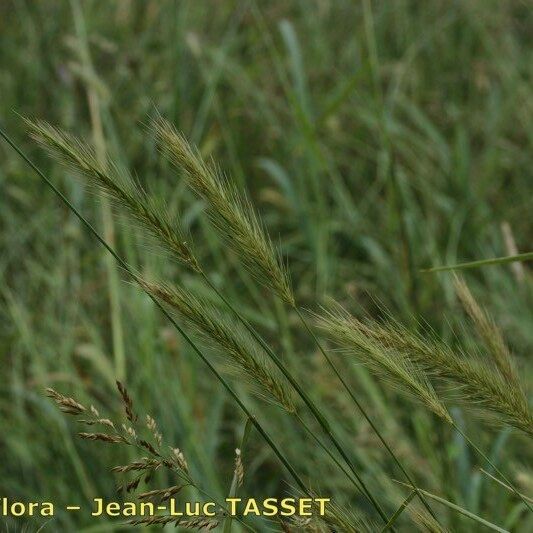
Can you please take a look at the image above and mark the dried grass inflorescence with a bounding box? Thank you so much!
[153,117,294,306]
[26,119,200,271]
[129,516,219,529]
[234,448,244,487]
[46,383,233,530]
[45,388,86,415]
[139,278,296,413]
[48,384,195,493]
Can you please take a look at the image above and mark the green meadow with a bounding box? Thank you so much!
[1,1,532,531]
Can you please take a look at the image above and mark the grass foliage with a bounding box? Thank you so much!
[1,1,532,531]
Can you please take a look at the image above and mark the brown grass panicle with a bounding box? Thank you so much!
[47,382,195,494]
[45,383,235,530]
[316,308,452,424]
[139,277,296,413]
[325,310,533,437]
[26,119,200,271]
[45,388,86,415]
[153,117,294,306]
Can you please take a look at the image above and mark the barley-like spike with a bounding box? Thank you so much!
[329,312,533,436]
[317,310,452,423]
[139,278,296,413]
[319,497,375,533]
[154,117,294,305]
[26,119,199,270]
[454,275,520,385]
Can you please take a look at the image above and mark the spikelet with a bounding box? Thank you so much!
[137,485,186,502]
[234,448,244,487]
[129,516,219,529]
[46,388,86,415]
[153,117,294,305]
[26,119,199,271]
[78,432,125,444]
[317,309,452,423]
[116,380,137,423]
[112,458,162,473]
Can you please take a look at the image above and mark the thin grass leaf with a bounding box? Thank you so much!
[395,482,509,533]
[423,252,533,272]
[380,490,416,532]
[480,469,533,504]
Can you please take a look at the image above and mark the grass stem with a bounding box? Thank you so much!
[452,422,533,514]
[199,272,392,526]
[71,0,126,381]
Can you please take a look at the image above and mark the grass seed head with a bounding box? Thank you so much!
[153,117,294,305]
[139,278,296,413]
[318,309,452,423]
[27,119,200,270]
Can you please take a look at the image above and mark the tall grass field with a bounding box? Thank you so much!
[1,1,532,531]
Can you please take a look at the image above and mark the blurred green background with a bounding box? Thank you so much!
[1,0,532,531]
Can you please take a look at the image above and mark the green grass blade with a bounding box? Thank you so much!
[480,469,533,504]
[422,252,533,273]
[380,490,416,532]
[395,482,509,532]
